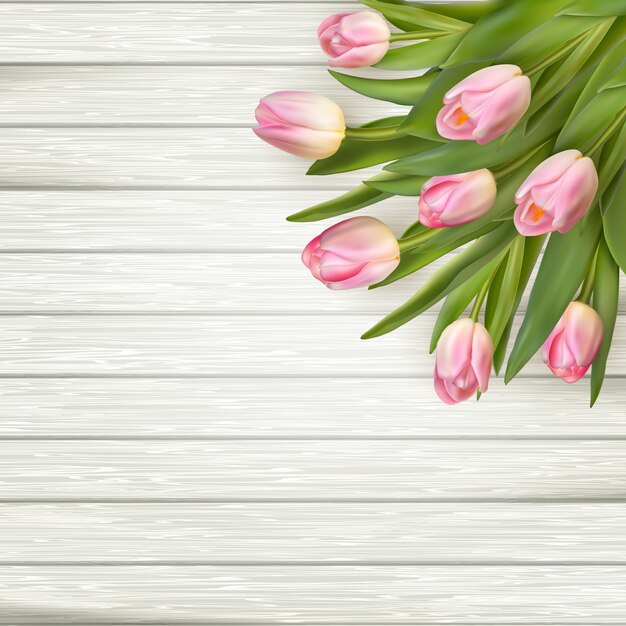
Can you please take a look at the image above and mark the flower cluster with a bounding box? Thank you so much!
[254,1,625,406]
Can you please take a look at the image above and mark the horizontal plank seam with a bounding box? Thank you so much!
[1,436,626,441]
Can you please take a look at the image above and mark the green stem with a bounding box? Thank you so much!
[389,30,453,42]
[585,106,626,158]
[398,227,439,253]
[469,275,493,323]
[577,248,599,304]
[344,125,402,141]
[524,30,589,78]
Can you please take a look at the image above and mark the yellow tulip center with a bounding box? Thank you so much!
[451,107,470,127]
[527,203,545,223]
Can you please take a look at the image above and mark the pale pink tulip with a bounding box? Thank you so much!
[419,169,497,228]
[514,150,599,236]
[253,91,345,159]
[318,11,390,68]
[434,319,493,405]
[436,64,531,144]
[302,216,400,290]
[542,301,603,383]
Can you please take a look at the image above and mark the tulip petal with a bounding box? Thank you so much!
[253,125,344,160]
[329,41,389,68]
[436,101,476,141]
[470,323,493,392]
[318,250,367,283]
[434,371,459,405]
[552,157,598,233]
[440,170,497,226]
[301,235,321,269]
[260,91,345,132]
[563,302,603,366]
[326,258,399,290]
[445,64,522,102]
[317,12,346,40]
[339,11,390,45]
[435,318,475,381]
[515,150,581,203]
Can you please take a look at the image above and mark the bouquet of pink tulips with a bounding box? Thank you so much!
[253,0,626,406]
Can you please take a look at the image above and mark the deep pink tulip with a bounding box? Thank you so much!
[302,216,400,290]
[514,150,599,236]
[434,319,493,405]
[542,301,603,383]
[318,11,390,68]
[254,91,345,159]
[436,64,531,144]
[419,169,497,228]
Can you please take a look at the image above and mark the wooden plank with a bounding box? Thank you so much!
[1,378,625,438]
[1,439,626,500]
[0,128,373,188]
[4,502,626,563]
[0,314,624,377]
[0,190,413,251]
[0,565,625,622]
[0,3,363,64]
[0,252,622,314]
[0,66,406,126]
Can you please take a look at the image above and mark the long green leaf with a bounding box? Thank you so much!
[430,255,504,353]
[493,234,546,373]
[370,0,508,24]
[602,166,626,272]
[360,0,470,31]
[307,135,439,176]
[401,220,426,238]
[590,236,619,406]
[561,0,626,16]
[329,70,437,106]
[286,183,391,223]
[365,174,427,196]
[362,221,516,338]
[442,0,572,68]
[599,122,626,202]
[505,209,602,382]
[601,59,626,90]
[376,32,465,70]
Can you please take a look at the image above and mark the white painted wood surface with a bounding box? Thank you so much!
[0,0,624,622]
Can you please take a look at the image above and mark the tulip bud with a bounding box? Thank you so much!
[254,91,346,160]
[302,216,400,290]
[514,150,599,236]
[317,11,390,68]
[419,169,497,228]
[434,319,493,405]
[436,65,531,144]
[542,301,603,383]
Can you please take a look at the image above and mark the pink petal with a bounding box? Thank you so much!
[435,318,475,381]
[339,11,390,45]
[253,125,343,160]
[436,101,476,141]
[434,370,459,405]
[260,91,345,132]
[421,173,469,193]
[563,302,603,366]
[439,169,497,226]
[472,75,531,144]
[444,376,476,403]
[515,150,582,203]
[513,196,555,236]
[328,41,389,68]
[445,65,523,102]
[301,235,321,269]
[552,157,598,233]
[317,13,346,40]
[318,250,366,283]
[470,322,493,392]
[326,258,399,290]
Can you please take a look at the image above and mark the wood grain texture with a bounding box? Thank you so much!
[0,3,359,64]
[4,502,626,563]
[2,439,626,500]
[0,314,624,377]
[0,66,406,126]
[0,190,413,251]
[0,378,625,437]
[0,565,626,623]
[0,128,373,188]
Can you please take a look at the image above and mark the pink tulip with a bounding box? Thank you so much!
[542,301,603,383]
[514,150,599,236]
[302,216,400,290]
[318,11,390,68]
[419,169,497,228]
[434,319,493,405]
[436,65,531,144]
[254,91,345,159]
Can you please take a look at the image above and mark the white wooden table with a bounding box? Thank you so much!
[0,1,624,622]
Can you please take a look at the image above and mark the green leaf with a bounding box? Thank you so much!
[505,209,602,382]
[603,167,626,272]
[485,235,525,349]
[360,0,470,31]
[376,32,466,70]
[590,236,619,406]
[526,18,615,118]
[400,60,488,140]
[561,0,626,16]
[555,84,626,151]
[442,0,572,68]
[430,255,504,352]
[287,182,391,222]
[498,15,600,72]
[372,221,500,288]
[362,221,516,338]
[493,234,546,373]
[329,70,437,106]
[401,220,426,239]
[601,59,626,90]
[400,0,509,23]
[307,135,439,176]
[599,122,626,200]
[365,174,427,196]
